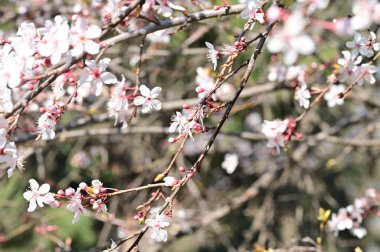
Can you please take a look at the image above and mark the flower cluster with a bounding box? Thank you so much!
[23,179,109,224]
[328,189,380,239]
[261,119,302,154]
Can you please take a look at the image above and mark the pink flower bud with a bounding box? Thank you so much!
[179,166,186,172]
[195,87,205,94]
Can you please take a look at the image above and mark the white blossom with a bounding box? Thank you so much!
[221,153,239,174]
[324,84,345,107]
[145,213,170,242]
[294,83,311,109]
[133,85,162,113]
[79,58,117,96]
[23,179,51,212]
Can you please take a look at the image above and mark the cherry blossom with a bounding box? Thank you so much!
[240,0,265,29]
[23,179,51,212]
[145,212,170,242]
[261,119,289,154]
[168,112,187,134]
[37,15,70,65]
[37,113,56,140]
[92,199,108,215]
[267,11,315,65]
[205,42,220,71]
[1,142,23,178]
[359,32,380,57]
[328,189,379,239]
[108,76,130,128]
[337,51,362,83]
[357,63,377,85]
[67,190,86,224]
[70,17,101,57]
[324,84,345,107]
[133,85,162,113]
[221,153,239,174]
[294,83,311,109]
[346,32,380,58]
[79,58,117,96]
[0,44,23,88]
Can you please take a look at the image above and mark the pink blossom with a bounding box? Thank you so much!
[145,213,170,242]
[294,83,311,109]
[324,84,345,107]
[79,58,117,96]
[70,17,101,57]
[23,179,51,212]
[67,190,86,224]
[267,11,315,65]
[133,85,162,113]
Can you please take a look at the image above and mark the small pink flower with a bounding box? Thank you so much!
[133,85,162,113]
[23,179,51,212]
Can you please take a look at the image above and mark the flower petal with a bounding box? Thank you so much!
[101,72,117,85]
[29,179,39,191]
[139,85,150,97]
[38,183,50,194]
[28,199,37,212]
[85,40,100,55]
[150,87,162,98]
[133,96,146,106]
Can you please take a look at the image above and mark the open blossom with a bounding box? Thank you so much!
[133,85,162,113]
[337,51,362,83]
[324,84,345,107]
[108,76,130,128]
[168,112,187,134]
[346,32,380,58]
[221,153,239,174]
[267,11,315,65]
[70,17,101,57]
[37,113,56,140]
[79,58,117,96]
[240,0,265,29]
[37,15,70,65]
[261,119,289,154]
[294,83,311,109]
[0,44,23,88]
[23,179,51,212]
[205,42,219,71]
[0,116,23,177]
[67,190,86,224]
[357,63,377,85]
[92,199,108,215]
[145,213,171,242]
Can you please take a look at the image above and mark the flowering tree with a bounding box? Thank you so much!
[0,0,379,251]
